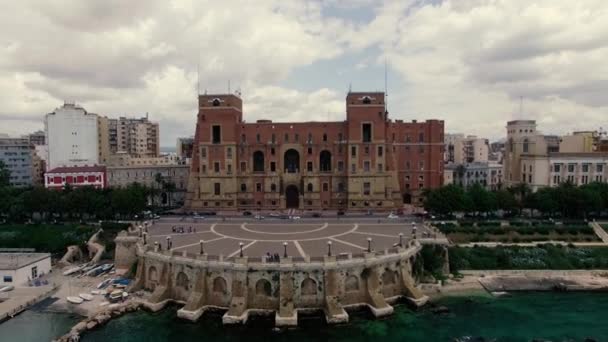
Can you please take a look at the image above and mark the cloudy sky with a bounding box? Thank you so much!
[1,0,607,146]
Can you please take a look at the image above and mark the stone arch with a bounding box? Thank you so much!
[345,275,359,292]
[382,269,396,285]
[285,184,300,209]
[176,271,189,289]
[148,266,158,282]
[284,149,300,173]
[253,151,265,172]
[213,276,227,293]
[301,277,317,296]
[319,150,332,172]
[255,279,272,297]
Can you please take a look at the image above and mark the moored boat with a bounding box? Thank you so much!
[67,296,84,304]
[79,293,94,301]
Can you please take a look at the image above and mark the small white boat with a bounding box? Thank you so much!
[67,296,84,304]
[91,290,102,295]
[491,291,510,297]
[79,293,94,301]
[96,278,113,289]
[122,292,129,299]
[0,285,14,292]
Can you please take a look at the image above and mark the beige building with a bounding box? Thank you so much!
[559,131,595,153]
[98,115,160,159]
[503,120,559,189]
[106,153,184,167]
[107,164,189,206]
[445,134,488,164]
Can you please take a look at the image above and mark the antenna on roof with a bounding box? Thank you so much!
[384,57,388,112]
[228,80,231,94]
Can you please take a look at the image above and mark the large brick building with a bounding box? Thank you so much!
[184,92,444,211]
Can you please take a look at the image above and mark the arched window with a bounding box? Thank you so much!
[271,133,276,144]
[176,272,189,289]
[308,133,313,143]
[307,183,313,192]
[213,277,227,293]
[253,151,264,172]
[319,150,332,172]
[284,149,300,173]
[256,134,261,143]
[255,279,272,297]
[301,278,317,296]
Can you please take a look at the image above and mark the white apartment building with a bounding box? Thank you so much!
[445,134,489,164]
[45,103,99,169]
[549,153,607,186]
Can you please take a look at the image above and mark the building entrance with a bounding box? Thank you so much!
[285,185,300,208]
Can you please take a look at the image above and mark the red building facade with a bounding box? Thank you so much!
[184,92,444,211]
[45,165,107,190]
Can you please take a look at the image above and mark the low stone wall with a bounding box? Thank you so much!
[118,237,432,326]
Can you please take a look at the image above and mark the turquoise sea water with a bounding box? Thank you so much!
[2,292,608,342]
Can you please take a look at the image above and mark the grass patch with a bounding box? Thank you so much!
[449,245,608,271]
[438,225,598,243]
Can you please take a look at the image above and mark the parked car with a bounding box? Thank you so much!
[193,215,205,220]
[269,212,280,217]
[290,216,301,220]
[387,213,399,219]
[337,211,345,216]
[243,211,252,216]
[311,213,321,218]
[254,215,265,220]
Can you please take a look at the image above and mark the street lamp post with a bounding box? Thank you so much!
[283,242,288,258]
[399,233,403,247]
[367,238,372,253]
[239,242,244,258]
[143,233,147,245]
[327,241,332,257]
[199,240,204,255]
[166,236,172,250]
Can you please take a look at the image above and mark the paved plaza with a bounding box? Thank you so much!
[147,218,435,258]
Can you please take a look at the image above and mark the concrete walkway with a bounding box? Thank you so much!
[0,285,57,322]
[590,222,608,244]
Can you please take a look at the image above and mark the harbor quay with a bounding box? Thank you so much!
[115,218,449,326]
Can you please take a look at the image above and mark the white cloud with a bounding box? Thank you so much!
[0,0,607,146]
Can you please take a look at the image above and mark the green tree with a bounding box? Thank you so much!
[495,190,518,213]
[0,160,10,187]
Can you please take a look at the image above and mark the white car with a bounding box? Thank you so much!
[290,216,301,220]
[387,213,399,219]
[269,212,280,217]
[193,215,205,220]
[254,215,265,220]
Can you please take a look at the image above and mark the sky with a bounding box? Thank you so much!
[1,0,607,147]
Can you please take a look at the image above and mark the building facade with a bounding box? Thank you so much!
[45,165,107,189]
[0,137,34,187]
[503,120,559,189]
[107,164,189,206]
[447,162,503,190]
[184,92,444,211]
[444,134,489,164]
[45,103,99,170]
[104,116,160,157]
[177,137,194,160]
[0,253,51,286]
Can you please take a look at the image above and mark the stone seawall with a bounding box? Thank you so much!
[119,236,432,326]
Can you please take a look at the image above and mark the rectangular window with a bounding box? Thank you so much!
[337,161,344,172]
[295,133,299,142]
[378,163,383,172]
[201,147,207,158]
[419,132,424,142]
[240,162,246,172]
[212,125,221,144]
[364,146,369,154]
[418,146,424,153]
[323,183,329,191]
[202,164,207,173]
[3,276,12,282]
[568,164,575,173]
[419,161,425,170]
[271,147,275,155]
[214,162,220,173]
[270,162,276,172]
[378,146,383,157]
[241,183,247,192]
[307,161,313,172]
[364,161,370,172]
[582,164,589,173]
[597,164,604,173]
[553,164,561,172]
[308,147,312,155]
[363,182,370,195]
[284,133,289,142]
[227,147,232,158]
[419,175,424,182]
[227,164,232,174]
[214,183,221,195]
[351,164,356,173]
[405,161,410,170]
[256,183,262,192]
[351,146,356,157]
[362,123,372,142]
